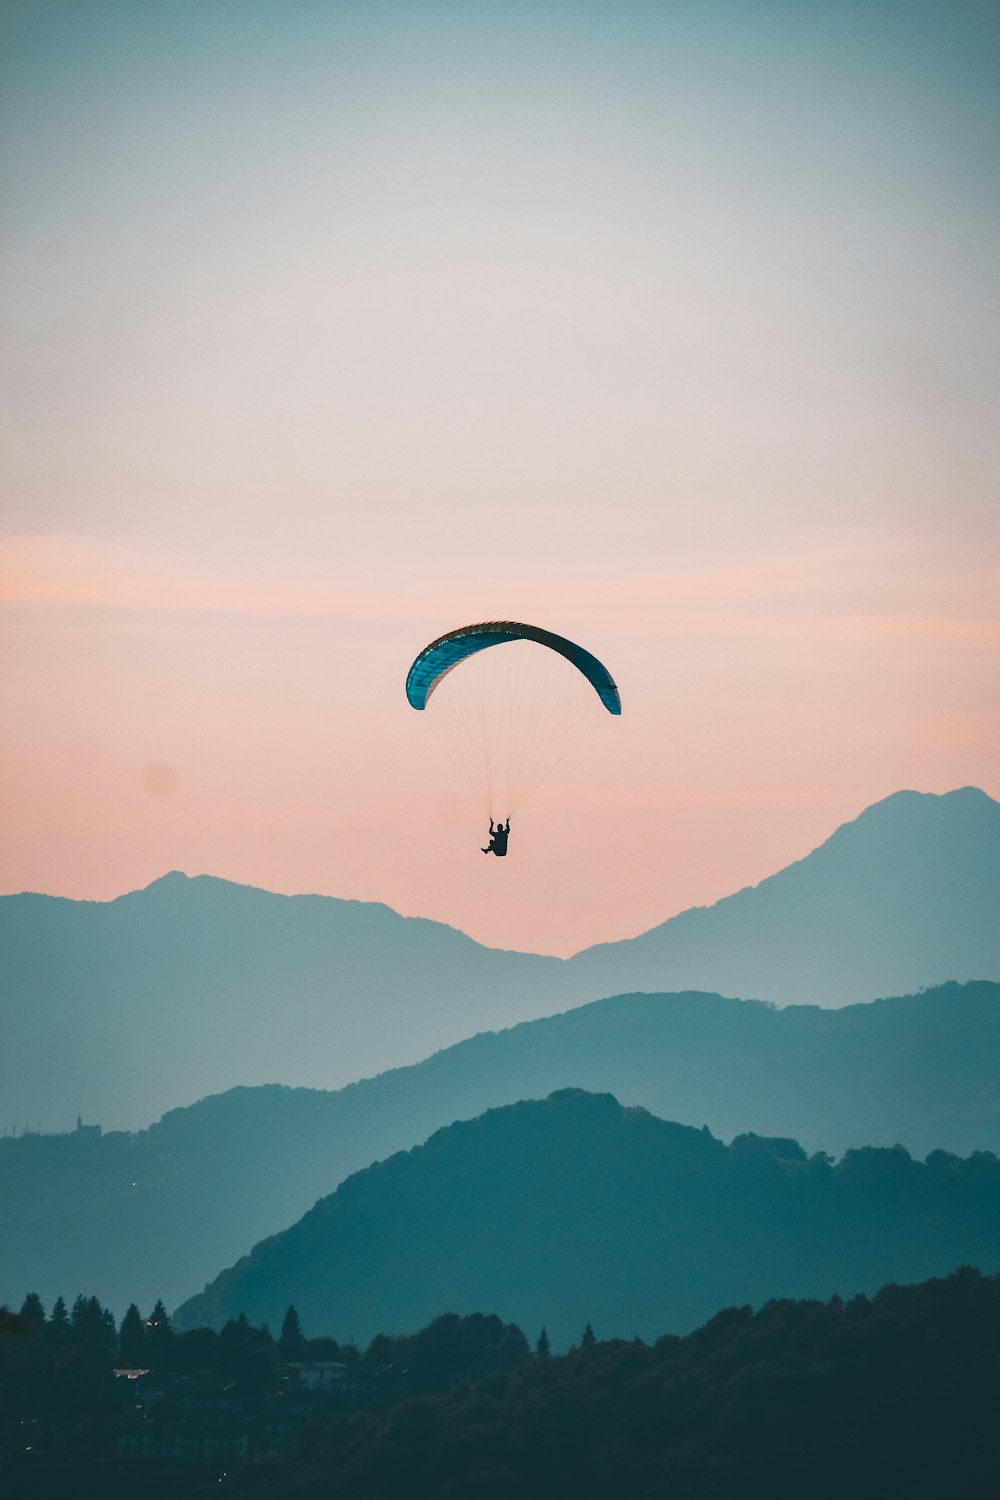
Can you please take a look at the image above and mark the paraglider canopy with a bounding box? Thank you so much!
[406,621,620,819]
[406,620,621,715]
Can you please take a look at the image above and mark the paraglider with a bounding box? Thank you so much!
[406,621,620,847]
[482,817,511,856]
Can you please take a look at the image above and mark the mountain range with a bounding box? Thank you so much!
[3,979,999,1316]
[174,1089,1000,1347]
[3,786,998,1133]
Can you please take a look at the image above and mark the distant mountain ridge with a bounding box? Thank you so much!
[2,786,998,1130]
[3,979,998,1317]
[173,1089,1000,1345]
[571,786,1000,1002]
[0,871,562,1132]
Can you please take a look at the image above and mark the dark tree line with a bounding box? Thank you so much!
[1,1292,352,1381]
[186,1267,1000,1500]
[0,1289,542,1478]
[8,1271,999,1500]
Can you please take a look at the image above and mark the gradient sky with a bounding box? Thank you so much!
[2,0,998,954]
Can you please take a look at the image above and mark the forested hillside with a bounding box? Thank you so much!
[187,1268,1000,1500]
[6,1274,996,1500]
[175,1090,1000,1346]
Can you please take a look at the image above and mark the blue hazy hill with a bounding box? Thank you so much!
[571,785,1000,1003]
[0,872,562,1132]
[3,980,998,1317]
[2,786,998,1133]
[173,1089,1000,1346]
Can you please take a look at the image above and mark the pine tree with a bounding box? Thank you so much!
[49,1296,69,1344]
[18,1293,46,1330]
[145,1300,174,1368]
[279,1305,305,1360]
[535,1326,551,1359]
[118,1303,146,1367]
[216,1314,257,1381]
[72,1296,115,1360]
[581,1322,596,1348]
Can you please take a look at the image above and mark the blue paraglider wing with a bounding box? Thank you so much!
[406,621,621,714]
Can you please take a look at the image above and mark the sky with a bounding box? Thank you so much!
[1,0,998,955]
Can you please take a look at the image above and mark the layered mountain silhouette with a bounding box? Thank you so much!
[174,1089,1000,1346]
[3,980,999,1316]
[0,872,562,1133]
[571,786,1000,1004]
[2,787,998,1132]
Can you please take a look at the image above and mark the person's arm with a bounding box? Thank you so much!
[489,819,496,833]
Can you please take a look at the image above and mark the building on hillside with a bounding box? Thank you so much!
[280,1360,346,1392]
[279,1360,407,1404]
[116,1423,249,1464]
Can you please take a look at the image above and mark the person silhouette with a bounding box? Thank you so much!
[482,818,511,856]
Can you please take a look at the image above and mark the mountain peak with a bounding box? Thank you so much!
[813,785,1000,860]
[121,870,238,905]
[853,786,997,821]
[571,783,1000,1005]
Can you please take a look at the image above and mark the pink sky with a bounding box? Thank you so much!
[3,526,996,955]
[2,2,998,954]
